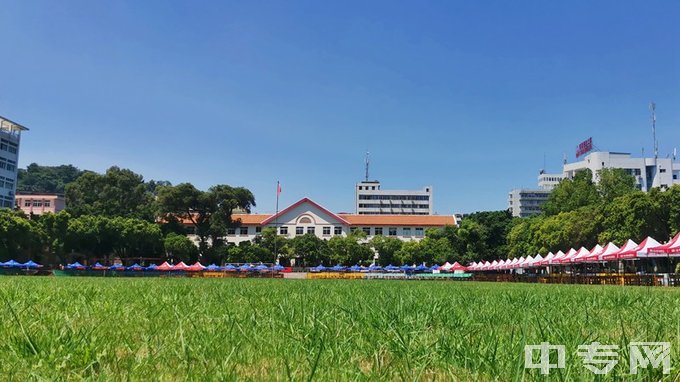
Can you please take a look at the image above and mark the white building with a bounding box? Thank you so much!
[0,116,28,209]
[508,189,551,218]
[183,197,455,246]
[355,181,432,215]
[563,151,680,191]
[538,172,564,191]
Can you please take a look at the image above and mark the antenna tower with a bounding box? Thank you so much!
[365,151,370,182]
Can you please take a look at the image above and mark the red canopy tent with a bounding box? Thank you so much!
[556,248,578,264]
[186,262,206,271]
[648,232,680,256]
[602,239,637,261]
[582,242,619,263]
[172,261,189,270]
[156,261,173,271]
[571,247,594,264]
[451,262,467,271]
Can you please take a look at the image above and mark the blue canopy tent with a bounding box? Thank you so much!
[205,264,221,271]
[331,264,346,272]
[66,262,86,269]
[223,264,237,271]
[145,263,158,271]
[127,263,144,271]
[400,264,415,272]
[109,264,125,270]
[349,265,362,272]
[254,264,269,271]
[238,264,254,272]
[20,260,42,268]
[384,264,400,272]
[3,260,22,268]
[429,264,441,271]
[272,264,285,271]
[368,264,383,272]
[310,264,327,272]
[415,264,429,272]
[91,262,108,270]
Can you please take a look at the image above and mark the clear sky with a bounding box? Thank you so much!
[1,1,678,214]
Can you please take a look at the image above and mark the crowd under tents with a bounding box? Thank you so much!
[466,231,680,273]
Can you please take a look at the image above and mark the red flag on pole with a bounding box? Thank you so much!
[277,182,282,196]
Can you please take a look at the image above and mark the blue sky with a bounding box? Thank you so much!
[1,1,678,214]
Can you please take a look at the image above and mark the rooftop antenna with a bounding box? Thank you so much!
[650,102,658,161]
[364,151,370,182]
[563,153,567,165]
[674,148,677,161]
[650,102,658,187]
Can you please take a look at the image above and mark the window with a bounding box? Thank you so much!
[255,226,262,234]
[307,227,315,234]
[375,227,383,236]
[24,201,31,207]
[323,226,331,235]
[296,227,304,235]
[32,201,42,207]
[388,227,397,236]
[239,227,248,235]
[362,227,371,235]
[299,216,313,224]
[280,226,288,235]
[403,227,411,236]
[44,201,51,207]
[415,228,424,237]
[334,226,342,235]
[660,168,666,173]
[226,228,236,235]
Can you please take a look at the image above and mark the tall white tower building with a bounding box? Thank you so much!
[0,115,28,209]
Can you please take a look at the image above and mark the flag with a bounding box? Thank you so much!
[277,182,282,196]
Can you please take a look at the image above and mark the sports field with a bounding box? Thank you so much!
[1,278,678,381]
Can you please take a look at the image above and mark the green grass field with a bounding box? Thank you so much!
[1,278,679,381]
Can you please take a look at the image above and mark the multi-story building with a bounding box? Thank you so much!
[508,189,551,218]
[0,116,28,209]
[15,193,66,216]
[182,197,455,246]
[563,151,680,191]
[355,181,432,215]
[538,172,564,191]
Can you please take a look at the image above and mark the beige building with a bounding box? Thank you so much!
[15,193,66,216]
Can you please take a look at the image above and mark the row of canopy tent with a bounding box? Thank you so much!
[0,260,43,269]
[310,262,468,272]
[468,231,680,271]
[65,261,285,272]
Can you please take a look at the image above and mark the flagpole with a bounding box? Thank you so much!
[274,181,280,266]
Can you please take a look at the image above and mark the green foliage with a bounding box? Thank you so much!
[327,231,373,265]
[599,191,668,244]
[65,167,156,221]
[597,168,637,203]
[370,236,403,266]
[156,183,255,254]
[287,233,329,266]
[17,163,83,194]
[222,241,273,264]
[542,169,600,215]
[163,233,199,263]
[0,209,44,261]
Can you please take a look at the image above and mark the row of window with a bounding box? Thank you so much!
[0,176,14,190]
[23,200,52,207]
[0,139,18,154]
[358,195,430,201]
[0,156,17,172]
[1,196,12,208]
[227,226,425,237]
[358,203,429,209]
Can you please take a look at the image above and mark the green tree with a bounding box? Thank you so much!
[287,233,329,266]
[542,169,599,215]
[17,163,83,194]
[36,211,71,263]
[370,236,403,266]
[599,191,668,244]
[164,233,199,263]
[0,209,44,262]
[394,241,420,265]
[252,227,287,262]
[156,183,255,254]
[65,167,156,221]
[597,168,637,203]
[327,230,373,265]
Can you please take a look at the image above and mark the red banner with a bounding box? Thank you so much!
[576,137,593,158]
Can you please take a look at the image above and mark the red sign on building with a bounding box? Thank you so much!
[576,137,593,158]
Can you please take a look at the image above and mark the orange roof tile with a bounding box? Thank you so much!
[338,214,456,227]
[232,214,271,225]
